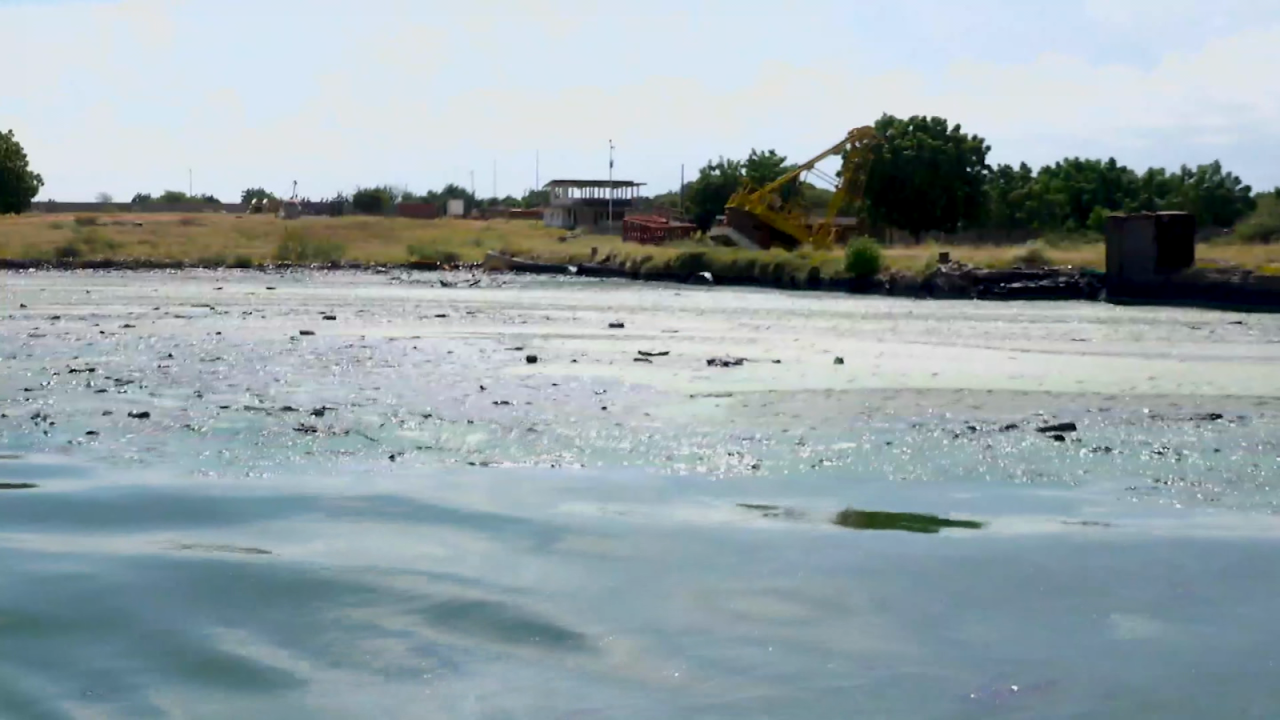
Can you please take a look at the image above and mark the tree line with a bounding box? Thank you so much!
[673,113,1266,239]
[2,122,1272,241]
[343,184,550,215]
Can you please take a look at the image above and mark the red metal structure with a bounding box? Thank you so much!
[622,215,696,245]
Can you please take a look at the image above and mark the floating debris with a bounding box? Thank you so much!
[832,509,985,534]
[172,543,272,556]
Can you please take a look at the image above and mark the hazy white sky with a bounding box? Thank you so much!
[2,0,1278,201]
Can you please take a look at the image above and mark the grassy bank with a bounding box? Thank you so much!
[3,212,1279,284]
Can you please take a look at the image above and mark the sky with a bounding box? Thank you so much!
[2,0,1278,202]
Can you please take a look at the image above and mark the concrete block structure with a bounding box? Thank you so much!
[1104,212,1196,294]
[542,180,644,233]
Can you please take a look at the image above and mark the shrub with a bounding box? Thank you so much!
[71,227,120,256]
[177,216,203,227]
[274,227,345,264]
[73,214,100,227]
[1013,244,1052,268]
[1234,195,1280,243]
[1037,231,1102,247]
[196,254,228,267]
[54,240,83,261]
[47,221,66,230]
[844,237,883,279]
[229,254,255,269]
[406,243,462,265]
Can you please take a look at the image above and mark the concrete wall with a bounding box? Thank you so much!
[542,206,623,232]
[543,207,573,229]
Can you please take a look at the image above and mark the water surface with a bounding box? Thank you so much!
[3,271,1279,718]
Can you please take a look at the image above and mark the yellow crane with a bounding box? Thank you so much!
[719,126,879,251]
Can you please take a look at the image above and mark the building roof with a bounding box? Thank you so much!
[543,179,645,189]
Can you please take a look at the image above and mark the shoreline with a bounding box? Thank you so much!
[5,254,1280,313]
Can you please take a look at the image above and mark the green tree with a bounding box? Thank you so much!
[685,157,744,231]
[1024,157,1139,231]
[743,148,803,205]
[983,157,1255,234]
[1166,161,1255,227]
[1087,206,1110,233]
[199,194,221,204]
[801,185,836,213]
[861,114,991,241]
[351,186,397,214]
[240,187,276,203]
[520,189,549,208]
[158,190,190,203]
[649,189,684,212]
[131,192,153,204]
[0,129,44,214]
[985,162,1037,230]
[422,183,478,213]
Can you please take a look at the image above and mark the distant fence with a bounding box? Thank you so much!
[474,207,542,220]
[880,224,1230,245]
[880,227,1039,246]
[30,201,250,215]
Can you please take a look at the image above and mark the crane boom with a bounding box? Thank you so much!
[718,126,879,251]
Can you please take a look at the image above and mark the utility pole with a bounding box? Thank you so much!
[608,139,615,233]
[470,170,475,200]
[535,151,540,192]
[188,168,192,197]
[679,164,685,219]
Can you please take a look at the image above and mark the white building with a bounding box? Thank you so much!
[541,179,644,233]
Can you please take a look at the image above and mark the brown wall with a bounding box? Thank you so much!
[397,202,440,220]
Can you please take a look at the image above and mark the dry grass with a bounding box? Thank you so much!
[3,213,1279,279]
[0,213,575,265]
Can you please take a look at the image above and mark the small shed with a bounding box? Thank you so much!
[1105,212,1196,294]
